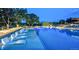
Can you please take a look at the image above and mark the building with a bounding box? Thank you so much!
[71,18,79,24]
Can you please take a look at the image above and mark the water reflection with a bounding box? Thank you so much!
[59,29,79,37]
[36,28,79,50]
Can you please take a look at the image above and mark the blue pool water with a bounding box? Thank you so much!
[0,29,45,50]
[36,28,79,50]
[1,28,79,50]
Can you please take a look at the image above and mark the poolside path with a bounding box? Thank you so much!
[0,27,22,37]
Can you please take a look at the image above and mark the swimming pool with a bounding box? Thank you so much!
[1,28,79,50]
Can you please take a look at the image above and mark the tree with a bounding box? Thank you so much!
[59,19,65,24]
[42,22,50,26]
[0,8,28,29]
[13,8,28,27]
[66,17,72,23]
[26,13,40,26]
[0,8,40,29]
[0,8,15,29]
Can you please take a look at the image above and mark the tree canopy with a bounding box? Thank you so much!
[0,8,40,29]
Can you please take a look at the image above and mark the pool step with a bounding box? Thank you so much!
[0,29,45,50]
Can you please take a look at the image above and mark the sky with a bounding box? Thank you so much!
[27,8,79,22]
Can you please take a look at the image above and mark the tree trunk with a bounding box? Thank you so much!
[16,24,19,27]
[2,16,8,29]
[6,24,9,29]
[7,17,10,29]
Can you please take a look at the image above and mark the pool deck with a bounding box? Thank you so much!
[0,27,22,37]
[55,26,79,30]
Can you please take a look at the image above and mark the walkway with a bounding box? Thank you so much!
[0,27,22,37]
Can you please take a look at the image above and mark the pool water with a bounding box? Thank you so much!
[0,29,45,50]
[36,28,79,50]
[1,28,79,50]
